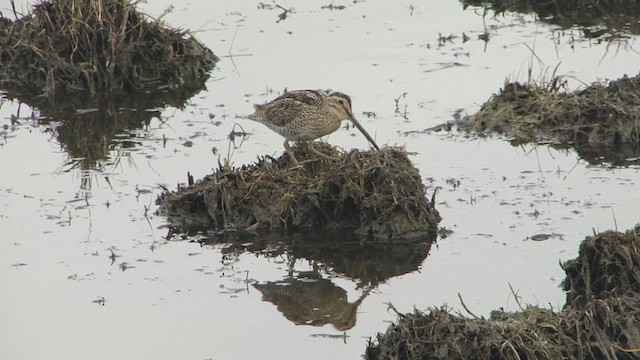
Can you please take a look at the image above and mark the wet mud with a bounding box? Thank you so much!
[365,225,640,360]
[456,73,640,166]
[159,144,441,239]
[0,0,217,97]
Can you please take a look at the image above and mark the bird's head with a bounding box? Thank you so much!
[326,92,354,121]
[326,91,380,150]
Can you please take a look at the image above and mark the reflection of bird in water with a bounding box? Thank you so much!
[254,271,372,331]
[243,90,379,164]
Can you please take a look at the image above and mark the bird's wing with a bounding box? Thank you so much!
[263,98,307,126]
[272,90,324,106]
[264,90,324,126]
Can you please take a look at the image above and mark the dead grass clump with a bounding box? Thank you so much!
[158,144,441,239]
[367,305,568,360]
[2,83,204,171]
[562,227,640,308]
[462,73,640,148]
[0,0,217,96]
[366,225,640,359]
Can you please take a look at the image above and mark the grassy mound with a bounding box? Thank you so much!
[457,73,640,165]
[158,144,441,239]
[464,74,640,146]
[365,225,640,359]
[562,226,640,307]
[0,0,217,96]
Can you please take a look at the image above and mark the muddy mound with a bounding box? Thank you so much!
[0,0,217,96]
[158,144,441,239]
[459,73,640,165]
[366,225,640,359]
[464,74,640,145]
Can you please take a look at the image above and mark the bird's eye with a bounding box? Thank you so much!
[338,99,344,105]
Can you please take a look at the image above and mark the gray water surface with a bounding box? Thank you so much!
[2,1,639,359]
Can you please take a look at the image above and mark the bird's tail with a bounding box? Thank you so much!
[236,113,253,120]
[237,104,263,120]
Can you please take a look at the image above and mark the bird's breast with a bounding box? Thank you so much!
[268,114,343,141]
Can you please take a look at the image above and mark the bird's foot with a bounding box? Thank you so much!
[306,142,339,161]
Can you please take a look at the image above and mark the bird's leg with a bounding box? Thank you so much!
[306,141,338,161]
[283,140,300,165]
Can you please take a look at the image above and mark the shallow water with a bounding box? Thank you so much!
[2,1,639,359]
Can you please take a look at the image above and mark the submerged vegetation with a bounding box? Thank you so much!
[366,225,640,360]
[158,144,441,239]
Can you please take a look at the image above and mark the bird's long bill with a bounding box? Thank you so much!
[349,114,380,150]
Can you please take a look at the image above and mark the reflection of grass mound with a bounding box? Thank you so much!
[460,73,640,166]
[159,144,441,239]
[366,225,640,360]
[285,233,433,288]
[201,230,434,288]
[0,0,217,96]
[2,84,205,171]
[461,0,640,36]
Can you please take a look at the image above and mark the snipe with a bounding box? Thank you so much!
[242,89,379,164]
